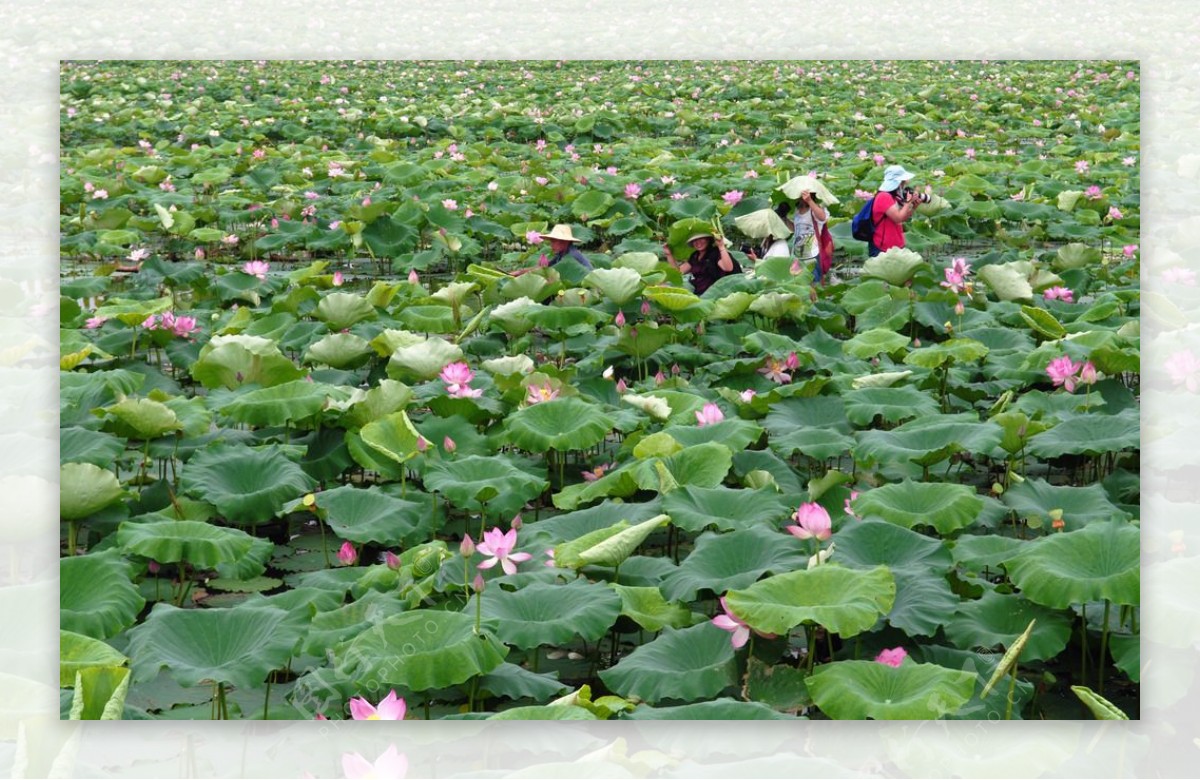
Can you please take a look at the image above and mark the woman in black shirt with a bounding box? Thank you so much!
[663,230,739,296]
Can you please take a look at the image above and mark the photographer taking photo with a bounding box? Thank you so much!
[870,165,930,257]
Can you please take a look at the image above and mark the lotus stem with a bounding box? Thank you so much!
[66,521,78,556]
[1099,599,1111,695]
[263,674,272,720]
[1005,664,1018,720]
[806,624,817,673]
[1079,603,1088,685]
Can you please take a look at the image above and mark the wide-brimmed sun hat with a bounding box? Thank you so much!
[541,224,581,243]
[880,165,915,193]
[686,229,715,244]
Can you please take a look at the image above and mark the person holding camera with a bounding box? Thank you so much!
[870,165,930,257]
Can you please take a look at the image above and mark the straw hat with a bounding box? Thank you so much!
[541,224,581,243]
[686,228,715,244]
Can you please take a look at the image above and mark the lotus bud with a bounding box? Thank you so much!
[332,271,344,287]
[460,534,475,557]
[614,310,625,327]
[443,436,457,454]
[472,573,486,593]
[1079,361,1098,385]
[408,269,420,285]
[955,300,965,315]
[337,541,357,566]
[385,551,401,570]
[654,370,665,385]
[511,515,523,531]
[671,363,680,375]
[147,560,160,575]
[912,338,921,348]
[416,436,428,453]
[641,299,651,316]
[616,378,628,394]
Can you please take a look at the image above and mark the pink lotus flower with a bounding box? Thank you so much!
[443,436,457,453]
[1167,350,1200,391]
[526,230,543,245]
[854,189,874,200]
[171,315,198,338]
[1122,156,1136,166]
[738,389,757,403]
[615,378,628,394]
[337,541,357,565]
[1108,206,1123,221]
[442,199,458,210]
[408,269,420,285]
[475,527,533,576]
[460,534,475,558]
[1079,361,1099,386]
[1123,244,1138,258]
[844,491,861,519]
[785,352,800,371]
[222,234,239,246]
[581,462,616,482]
[758,357,792,384]
[1043,286,1074,302]
[349,690,406,720]
[537,253,550,268]
[624,182,642,198]
[695,402,724,427]
[711,595,776,649]
[1010,191,1025,201]
[875,647,908,667]
[243,260,269,279]
[332,271,344,286]
[786,502,832,541]
[965,148,976,160]
[342,746,408,780]
[525,382,559,405]
[385,551,401,570]
[440,361,476,396]
[128,247,150,263]
[1046,355,1083,392]
[722,190,744,206]
[1075,160,1089,174]
[92,189,108,200]
[654,370,665,385]
[416,436,429,453]
[472,573,486,592]
[85,315,107,329]
[1085,185,1103,200]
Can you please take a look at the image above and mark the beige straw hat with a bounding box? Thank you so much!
[541,224,581,243]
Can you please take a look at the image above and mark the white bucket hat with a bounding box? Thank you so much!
[541,224,581,243]
[880,165,915,192]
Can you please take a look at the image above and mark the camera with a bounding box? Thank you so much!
[900,186,931,205]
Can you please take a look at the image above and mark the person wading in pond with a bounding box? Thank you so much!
[870,164,924,257]
[663,228,740,296]
[789,189,830,283]
[513,224,593,276]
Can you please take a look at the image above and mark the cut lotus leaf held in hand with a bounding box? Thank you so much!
[599,622,737,704]
[126,603,306,690]
[60,462,124,521]
[61,550,145,640]
[476,579,621,649]
[336,610,508,692]
[180,443,317,526]
[502,397,615,453]
[1002,521,1140,608]
[805,660,976,719]
[724,564,896,637]
[851,479,985,534]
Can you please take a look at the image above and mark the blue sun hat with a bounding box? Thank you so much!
[880,165,915,192]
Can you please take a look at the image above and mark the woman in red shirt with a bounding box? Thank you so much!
[870,165,921,256]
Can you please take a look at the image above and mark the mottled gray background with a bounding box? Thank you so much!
[4,0,1189,776]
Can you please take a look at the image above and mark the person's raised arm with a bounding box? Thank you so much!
[716,239,734,272]
[664,243,691,275]
[802,192,828,224]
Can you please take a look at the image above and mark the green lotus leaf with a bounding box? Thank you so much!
[313,292,376,331]
[207,576,283,593]
[862,248,924,285]
[645,441,734,491]
[616,320,674,358]
[313,484,440,547]
[359,410,423,466]
[489,297,538,335]
[833,518,953,572]
[763,396,854,461]
[572,513,667,568]
[476,663,571,703]
[60,630,128,687]
[422,455,548,517]
[552,520,631,569]
[398,304,457,333]
[1054,243,1102,271]
[949,535,1027,576]
[704,291,754,321]
[1002,521,1139,608]
[61,550,145,640]
[748,292,806,320]
[622,699,797,720]
[476,579,621,649]
[522,305,609,335]
[66,664,130,721]
[431,281,478,307]
[192,334,303,389]
[572,190,614,221]
[664,418,764,453]
[599,623,737,704]
[1027,409,1139,458]
[501,273,550,302]
[117,520,265,569]
[621,393,672,421]
[806,660,975,719]
[660,485,792,533]
[180,443,317,526]
[903,338,989,369]
[776,174,839,205]
[734,207,793,240]
[844,386,940,427]
[854,413,1003,468]
[127,603,305,690]
[977,263,1034,302]
[945,590,1073,662]
[336,610,508,692]
[843,328,911,359]
[99,396,182,439]
[482,354,535,377]
[611,585,695,632]
[302,590,407,656]
[613,251,661,275]
[1001,477,1130,531]
[304,332,374,369]
[851,370,914,390]
[724,565,895,637]
[661,525,807,602]
[584,267,644,305]
[644,285,703,312]
[217,380,335,427]
[60,462,123,521]
[340,379,413,430]
[503,397,615,453]
[853,479,984,534]
[1071,685,1130,720]
[487,704,597,720]
[385,336,464,382]
[94,295,173,327]
[885,569,961,638]
[1019,305,1067,339]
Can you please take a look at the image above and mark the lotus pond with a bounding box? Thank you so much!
[59,60,1139,721]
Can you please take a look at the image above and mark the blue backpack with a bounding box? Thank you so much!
[850,197,878,244]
